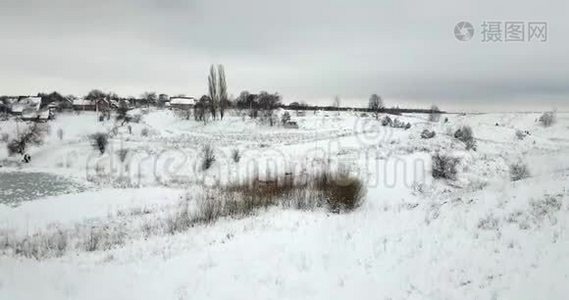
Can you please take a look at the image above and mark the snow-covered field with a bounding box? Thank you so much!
[1,109,568,299]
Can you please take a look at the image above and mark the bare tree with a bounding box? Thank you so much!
[85,89,106,101]
[208,65,218,119]
[116,99,130,122]
[218,65,227,120]
[368,94,383,119]
[141,92,157,108]
[429,105,441,122]
[258,92,281,126]
[333,95,340,110]
[194,95,210,124]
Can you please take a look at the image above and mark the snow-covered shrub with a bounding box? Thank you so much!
[283,121,299,129]
[90,132,109,154]
[194,194,225,224]
[10,229,68,259]
[116,100,129,121]
[259,111,278,126]
[201,144,216,170]
[141,128,149,137]
[281,111,291,125]
[477,214,500,230]
[117,148,129,163]
[381,116,410,129]
[190,170,365,224]
[421,129,436,139]
[515,129,527,140]
[313,170,365,213]
[393,118,404,128]
[232,148,241,163]
[166,200,193,234]
[84,225,126,252]
[509,161,530,181]
[539,111,556,127]
[131,114,142,123]
[6,124,46,155]
[454,126,476,150]
[1,132,9,143]
[428,105,441,122]
[431,153,460,180]
[529,195,562,220]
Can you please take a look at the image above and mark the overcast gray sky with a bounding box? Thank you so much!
[0,0,567,111]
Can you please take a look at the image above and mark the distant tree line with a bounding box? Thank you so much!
[234,91,281,124]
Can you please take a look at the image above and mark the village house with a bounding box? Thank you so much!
[72,98,114,112]
[169,96,196,110]
[21,108,52,122]
[11,97,41,116]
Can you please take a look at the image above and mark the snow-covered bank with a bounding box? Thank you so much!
[1,110,568,299]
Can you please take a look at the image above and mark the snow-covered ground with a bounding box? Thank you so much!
[0,109,568,299]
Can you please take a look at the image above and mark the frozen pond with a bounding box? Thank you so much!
[0,171,85,205]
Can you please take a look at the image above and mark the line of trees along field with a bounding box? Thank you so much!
[1,64,445,120]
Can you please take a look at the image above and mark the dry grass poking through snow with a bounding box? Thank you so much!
[1,171,365,259]
[168,170,365,233]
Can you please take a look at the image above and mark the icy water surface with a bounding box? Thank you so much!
[0,171,85,205]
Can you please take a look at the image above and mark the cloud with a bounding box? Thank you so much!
[0,0,567,111]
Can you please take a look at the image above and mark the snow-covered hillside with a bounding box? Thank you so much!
[0,110,568,299]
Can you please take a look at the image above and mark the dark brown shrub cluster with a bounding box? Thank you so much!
[90,132,109,154]
[432,153,460,180]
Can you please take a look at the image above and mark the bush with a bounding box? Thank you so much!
[428,105,441,122]
[539,111,555,127]
[510,162,530,181]
[281,111,291,125]
[91,133,109,154]
[6,124,45,156]
[1,133,10,143]
[7,140,23,155]
[478,214,500,230]
[515,130,527,140]
[381,116,410,130]
[313,171,365,212]
[259,111,277,126]
[116,100,129,121]
[454,126,476,150]
[221,170,364,215]
[117,148,129,163]
[432,153,460,180]
[421,129,436,139]
[131,114,142,123]
[201,144,216,170]
[530,195,562,219]
[141,128,149,137]
[232,148,241,163]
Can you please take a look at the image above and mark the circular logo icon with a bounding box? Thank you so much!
[454,21,474,41]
